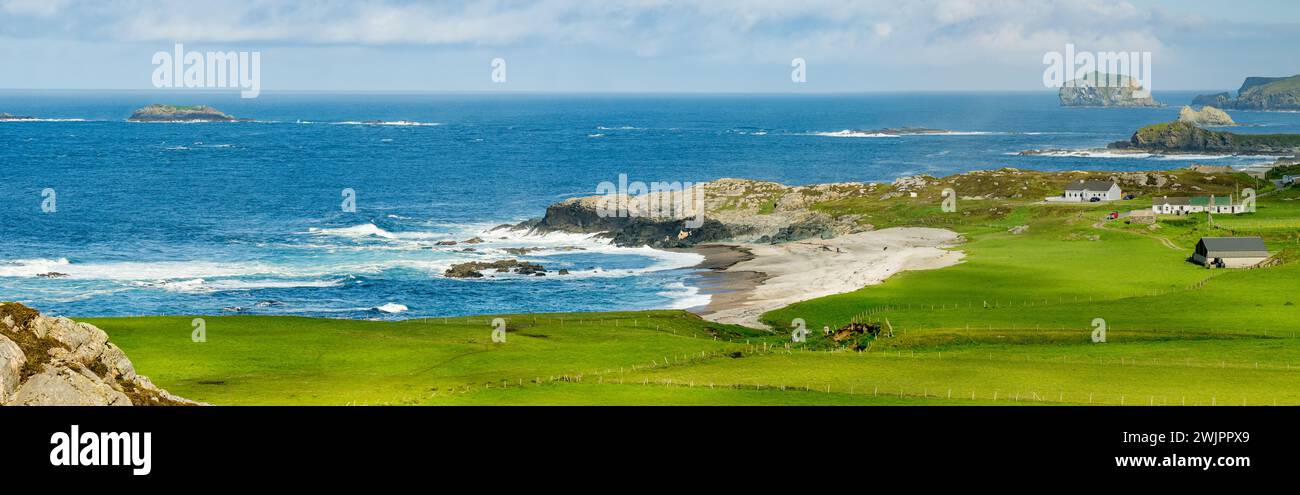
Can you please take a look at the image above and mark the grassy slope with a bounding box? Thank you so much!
[85,184,1300,406]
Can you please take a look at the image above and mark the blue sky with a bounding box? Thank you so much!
[1,0,1297,92]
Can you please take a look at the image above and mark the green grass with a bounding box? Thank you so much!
[80,185,1300,406]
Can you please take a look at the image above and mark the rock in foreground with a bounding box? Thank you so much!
[129,104,234,122]
[0,302,199,406]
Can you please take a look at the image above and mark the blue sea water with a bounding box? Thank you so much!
[3,90,1299,319]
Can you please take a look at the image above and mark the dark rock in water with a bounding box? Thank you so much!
[128,104,234,122]
[557,269,570,275]
[435,240,458,246]
[35,272,69,279]
[444,259,546,278]
[0,113,39,121]
[463,237,485,244]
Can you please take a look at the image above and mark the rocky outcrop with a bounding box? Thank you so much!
[1178,106,1235,126]
[1192,75,1300,111]
[1059,72,1160,107]
[529,179,878,248]
[1191,92,1232,108]
[129,104,234,122]
[444,260,547,278]
[0,302,199,406]
[1109,121,1300,154]
[0,113,39,121]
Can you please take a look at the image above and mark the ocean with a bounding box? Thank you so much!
[3,90,1298,319]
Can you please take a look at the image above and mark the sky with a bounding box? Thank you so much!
[1,0,1298,93]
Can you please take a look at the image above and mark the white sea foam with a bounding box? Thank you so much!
[812,129,1000,138]
[375,303,408,313]
[0,118,87,123]
[657,281,712,309]
[330,120,441,126]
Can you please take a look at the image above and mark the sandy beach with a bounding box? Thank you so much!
[687,227,966,329]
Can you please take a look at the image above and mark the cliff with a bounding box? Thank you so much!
[0,302,199,406]
[129,104,234,122]
[1109,120,1300,154]
[1192,75,1300,111]
[1058,72,1160,107]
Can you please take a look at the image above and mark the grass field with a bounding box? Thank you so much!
[83,183,1300,406]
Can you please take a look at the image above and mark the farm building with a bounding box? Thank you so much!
[1192,237,1270,268]
[1047,180,1121,203]
[1153,195,1245,215]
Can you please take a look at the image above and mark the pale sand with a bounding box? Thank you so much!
[690,227,965,329]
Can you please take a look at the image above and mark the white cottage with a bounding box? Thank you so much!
[1050,180,1122,203]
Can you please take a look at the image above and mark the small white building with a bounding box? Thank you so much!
[1153,195,1245,215]
[1048,180,1122,203]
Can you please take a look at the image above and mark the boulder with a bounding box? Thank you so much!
[0,335,24,403]
[10,365,132,406]
[0,302,199,406]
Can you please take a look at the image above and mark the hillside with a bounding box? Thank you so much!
[1110,121,1300,154]
[74,171,1300,406]
[1193,75,1300,110]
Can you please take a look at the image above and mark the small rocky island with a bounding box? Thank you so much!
[0,112,39,121]
[1059,72,1160,107]
[129,104,234,122]
[1193,75,1300,111]
[1177,105,1235,126]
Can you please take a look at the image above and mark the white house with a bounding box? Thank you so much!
[1153,195,1246,215]
[1047,180,1122,203]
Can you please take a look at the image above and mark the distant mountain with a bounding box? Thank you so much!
[1058,72,1160,107]
[1192,75,1300,111]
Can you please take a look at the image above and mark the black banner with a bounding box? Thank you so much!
[1,406,1293,484]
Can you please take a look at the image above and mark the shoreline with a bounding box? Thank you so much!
[681,227,967,329]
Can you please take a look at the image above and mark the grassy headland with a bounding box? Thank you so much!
[83,169,1300,406]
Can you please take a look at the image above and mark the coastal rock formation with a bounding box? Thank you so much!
[1059,72,1160,107]
[528,179,879,248]
[1109,120,1300,154]
[444,259,546,278]
[1178,106,1235,126]
[1192,75,1300,111]
[1191,92,1233,108]
[129,104,234,122]
[0,302,199,406]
